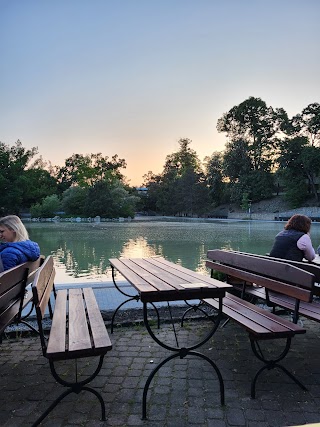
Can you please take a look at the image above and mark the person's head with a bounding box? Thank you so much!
[0,215,29,242]
[284,214,312,234]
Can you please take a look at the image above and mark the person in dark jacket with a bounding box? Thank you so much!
[269,214,315,262]
[0,215,40,272]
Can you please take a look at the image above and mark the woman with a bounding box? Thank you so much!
[0,215,40,272]
[269,214,315,262]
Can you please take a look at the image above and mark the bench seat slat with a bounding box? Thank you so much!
[233,285,320,322]
[47,290,67,356]
[204,293,305,339]
[68,288,92,353]
[83,288,112,350]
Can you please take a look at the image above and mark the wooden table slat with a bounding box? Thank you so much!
[110,257,231,303]
[122,258,177,291]
[109,258,154,293]
[149,257,230,287]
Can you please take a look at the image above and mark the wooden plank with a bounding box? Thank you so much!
[0,264,27,297]
[47,290,67,356]
[68,288,91,353]
[110,257,230,303]
[206,260,312,302]
[83,288,112,350]
[109,258,154,293]
[0,301,23,335]
[232,250,320,284]
[149,257,231,287]
[144,257,230,289]
[203,293,305,338]
[38,263,56,318]
[269,293,320,322]
[207,250,315,289]
[121,258,171,291]
[223,294,304,333]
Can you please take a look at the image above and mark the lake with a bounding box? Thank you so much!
[25,220,320,284]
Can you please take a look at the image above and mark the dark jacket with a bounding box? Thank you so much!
[0,240,40,272]
[269,229,305,261]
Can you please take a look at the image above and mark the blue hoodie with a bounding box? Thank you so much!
[0,240,40,271]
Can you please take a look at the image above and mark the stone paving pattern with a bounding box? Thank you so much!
[1,312,320,427]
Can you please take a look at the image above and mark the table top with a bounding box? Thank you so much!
[109,256,232,303]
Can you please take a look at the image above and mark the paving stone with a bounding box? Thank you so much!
[1,316,320,426]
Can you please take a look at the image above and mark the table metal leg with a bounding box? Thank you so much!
[110,265,160,332]
[142,299,225,419]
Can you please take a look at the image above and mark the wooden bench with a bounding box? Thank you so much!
[226,251,320,323]
[31,255,112,426]
[203,249,315,398]
[0,256,44,340]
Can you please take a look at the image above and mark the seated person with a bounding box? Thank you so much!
[0,215,40,272]
[270,214,315,262]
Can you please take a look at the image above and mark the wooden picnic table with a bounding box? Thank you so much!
[109,256,232,419]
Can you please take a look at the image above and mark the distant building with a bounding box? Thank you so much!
[136,187,148,194]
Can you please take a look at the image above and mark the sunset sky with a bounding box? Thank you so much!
[1,0,319,186]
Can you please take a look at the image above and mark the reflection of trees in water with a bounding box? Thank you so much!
[26,222,290,281]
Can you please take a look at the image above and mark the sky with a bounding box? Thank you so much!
[0,0,320,186]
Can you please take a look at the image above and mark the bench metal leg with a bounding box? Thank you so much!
[250,337,307,398]
[32,355,106,426]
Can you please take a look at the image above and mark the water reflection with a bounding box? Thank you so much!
[26,221,320,284]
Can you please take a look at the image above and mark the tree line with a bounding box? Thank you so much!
[142,98,320,216]
[1,96,319,218]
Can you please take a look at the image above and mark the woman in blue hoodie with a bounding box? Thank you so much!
[0,215,40,272]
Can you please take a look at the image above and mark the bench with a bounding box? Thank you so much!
[0,256,44,340]
[31,255,112,426]
[203,249,315,398]
[226,251,320,323]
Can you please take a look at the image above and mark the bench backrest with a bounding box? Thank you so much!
[0,256,45,335]
[206,249,316,303]
[32,256,56,355]
[229,250,320,287]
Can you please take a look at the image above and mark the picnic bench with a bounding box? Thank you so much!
[0,256,44,340]
[31,255,112,426]
[203,249,315,398]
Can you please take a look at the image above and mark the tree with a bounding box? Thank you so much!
[30,195,61,218]
[277,136,320,205]
[291,103,320,146]
[217,97,285,171]
[0,140,39,214]
[83,181,138,218]
[217,97,287,203]
[204,152,225,207]
[57,153,126,192]
[61,186,88,216]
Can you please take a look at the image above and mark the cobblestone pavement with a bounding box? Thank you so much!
[1,313,320,427]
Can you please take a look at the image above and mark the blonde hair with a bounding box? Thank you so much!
[0,215,29,241]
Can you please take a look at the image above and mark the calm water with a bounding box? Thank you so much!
[25,220,320,284]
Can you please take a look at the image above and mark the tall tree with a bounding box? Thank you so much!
[291,103,320,146]
[0,140,40,214]
[217,96,286,171]
[204,152,225,206]
[57,153,126,191]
